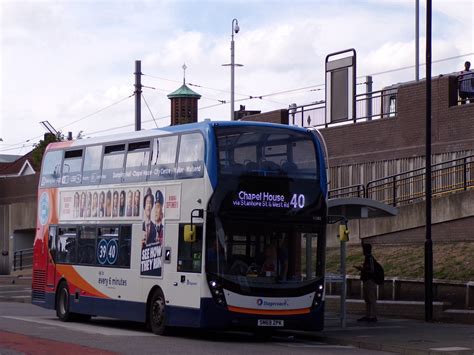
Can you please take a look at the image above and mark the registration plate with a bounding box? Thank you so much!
[257,319,284,327]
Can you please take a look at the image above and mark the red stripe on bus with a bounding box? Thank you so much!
[227,305,311,316]
[56,264,109,298]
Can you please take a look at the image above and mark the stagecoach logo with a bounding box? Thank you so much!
[256,298,289,308]
[39,192,50,226]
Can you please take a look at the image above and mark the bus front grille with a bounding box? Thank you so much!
[32,270,46,300]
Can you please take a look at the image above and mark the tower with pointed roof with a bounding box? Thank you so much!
[167,64,201,125]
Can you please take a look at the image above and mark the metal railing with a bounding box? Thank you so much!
[457,76,474,105]
[13,248,34,271]
[328,184,365,199]
[329,155,474,207]
[291,89,398,129]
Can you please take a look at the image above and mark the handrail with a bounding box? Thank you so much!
[291,89,398,128]
[329,155,473,206]
[13,248,34,271]
[328,184,365,199]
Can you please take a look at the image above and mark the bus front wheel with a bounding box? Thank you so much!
[56,281,73,322]
[149,289,167,335]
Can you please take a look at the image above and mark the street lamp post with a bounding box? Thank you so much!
[230,19,240,120]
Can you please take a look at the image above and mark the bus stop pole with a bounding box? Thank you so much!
[340,239,347,328]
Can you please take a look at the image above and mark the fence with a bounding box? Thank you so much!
[13,248,34,271]
[329,155,474,207]
[291,89,398,129]
[326,275,474,309]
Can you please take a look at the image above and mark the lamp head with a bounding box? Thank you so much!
[234,23,240,34]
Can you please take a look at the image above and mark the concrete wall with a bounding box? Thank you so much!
[327,189,474,247]
[0,205,10,275]
[0,174,38,274]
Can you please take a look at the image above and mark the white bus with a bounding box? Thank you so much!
[32,121,328,334]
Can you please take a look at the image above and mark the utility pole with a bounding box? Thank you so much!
[134,60,142,131]
[425,0,433,322]
[415,0,420,81]
[366,76,373,120]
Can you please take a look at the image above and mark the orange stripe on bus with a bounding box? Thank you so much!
[227,305,310,316]
[56,264,108,299]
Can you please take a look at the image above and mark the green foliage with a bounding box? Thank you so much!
[31,132,63,170]
[326,242,474,282]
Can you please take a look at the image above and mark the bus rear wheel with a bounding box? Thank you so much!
[56,281,90,322]
[56,281,73,322]
[149,289,167,335]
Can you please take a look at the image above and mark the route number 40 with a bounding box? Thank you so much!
[290,194,305,209]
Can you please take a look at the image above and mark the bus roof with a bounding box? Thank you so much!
[46,121,313,150]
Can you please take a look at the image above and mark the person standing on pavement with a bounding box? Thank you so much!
[354,243,378,322]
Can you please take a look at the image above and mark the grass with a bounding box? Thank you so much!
[326,242,474,282]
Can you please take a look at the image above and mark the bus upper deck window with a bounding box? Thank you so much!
[176,133,204,179]
[82,145,102,185]
[101,144,125,185]
[40,150,63,187]
[149,135,178,181]
[124,141,150,183]
[61,149,83,186]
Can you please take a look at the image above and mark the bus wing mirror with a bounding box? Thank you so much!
[184,209,203,243]
[339,224,349,242]
[184,225,196,243]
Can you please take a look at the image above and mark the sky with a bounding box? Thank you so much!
[0,0,473,156]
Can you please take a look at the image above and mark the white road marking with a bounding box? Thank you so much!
[429,347,472,352]
[323,325,403,332]
[275,342,355,349]
[2,316,155,337]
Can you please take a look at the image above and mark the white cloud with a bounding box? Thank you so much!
[0,0,472,154]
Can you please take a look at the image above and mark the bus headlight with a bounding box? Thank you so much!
[312,283,324,308]
[208,279,227,307]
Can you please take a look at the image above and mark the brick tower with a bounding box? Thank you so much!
[167,64,201,125]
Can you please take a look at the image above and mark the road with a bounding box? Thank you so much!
[0,302,394,354]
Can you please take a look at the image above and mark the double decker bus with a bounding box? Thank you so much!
[32,121,328,334]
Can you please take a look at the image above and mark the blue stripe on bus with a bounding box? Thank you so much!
[34,292,323,331]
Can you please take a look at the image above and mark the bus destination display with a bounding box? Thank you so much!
[232,190,306,209]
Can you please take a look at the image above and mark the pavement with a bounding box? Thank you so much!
[1,275,473,354]
[297,313,474,355]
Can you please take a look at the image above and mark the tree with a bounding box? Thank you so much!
[31,132,63,170]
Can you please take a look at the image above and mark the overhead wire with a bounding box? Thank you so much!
[0,93,134,153]
[58,93,135,130]
[141,93,159,128]
[4,52,472,152]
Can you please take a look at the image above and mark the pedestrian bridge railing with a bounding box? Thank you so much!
[329,155,474,207]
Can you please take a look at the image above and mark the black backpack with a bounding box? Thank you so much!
[373,258,385,285]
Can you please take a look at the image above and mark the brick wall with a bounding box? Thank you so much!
[241,109,289,125]
[243,75,474,190]
[321,75,474,167]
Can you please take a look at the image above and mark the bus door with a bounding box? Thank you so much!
[167,223,203,310]
[46,226,57,290]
